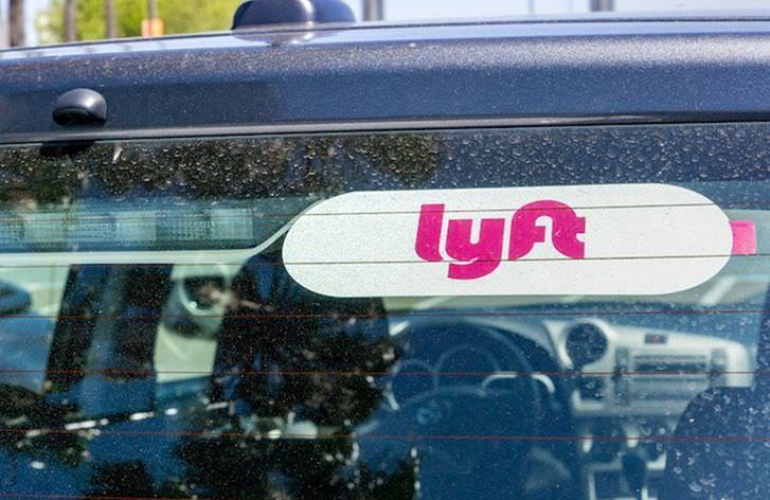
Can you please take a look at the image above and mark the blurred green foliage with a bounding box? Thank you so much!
[39,0,243,44]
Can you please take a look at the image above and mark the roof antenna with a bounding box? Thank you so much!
[232,0,355,29]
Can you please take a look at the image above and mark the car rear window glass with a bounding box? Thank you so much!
[0,123,768,499]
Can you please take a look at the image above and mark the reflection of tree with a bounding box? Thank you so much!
[0,133,443,206]
[0,146,82,205]
[176,436,415,500]
[353,134,441,187]
[0,132,444,496]
[172,252,414,499]
[83,461,185,499]
[215,254,394,424]
[0,386,86,468]
[70,250,415,499]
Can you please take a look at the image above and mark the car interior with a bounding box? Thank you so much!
[0,126,768,499]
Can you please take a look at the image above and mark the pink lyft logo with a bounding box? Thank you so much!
[415,200,586,280]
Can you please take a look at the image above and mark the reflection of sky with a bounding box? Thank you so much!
[14,0,770,46]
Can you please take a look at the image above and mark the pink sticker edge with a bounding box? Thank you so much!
[730,220,757,255]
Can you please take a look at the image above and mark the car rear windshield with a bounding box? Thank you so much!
[0,123,768,499]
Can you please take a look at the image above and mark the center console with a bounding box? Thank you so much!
[547,319,753,500]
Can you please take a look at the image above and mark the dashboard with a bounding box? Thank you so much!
[163,270,757,499]
[546,318,753,500]
[383,315,754,500]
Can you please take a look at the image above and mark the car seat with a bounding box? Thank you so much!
[661,289,770,500]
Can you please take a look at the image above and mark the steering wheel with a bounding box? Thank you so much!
[357,321,546,498]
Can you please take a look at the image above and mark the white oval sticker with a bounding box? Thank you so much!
[283,184,739,297]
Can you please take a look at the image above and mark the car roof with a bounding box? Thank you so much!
[2,17,770,144]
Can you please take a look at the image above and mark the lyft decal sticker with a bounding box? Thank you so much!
[415,200,586,280]
[283,185,751,298]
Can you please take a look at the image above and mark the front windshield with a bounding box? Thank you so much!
[0,124,768,499]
